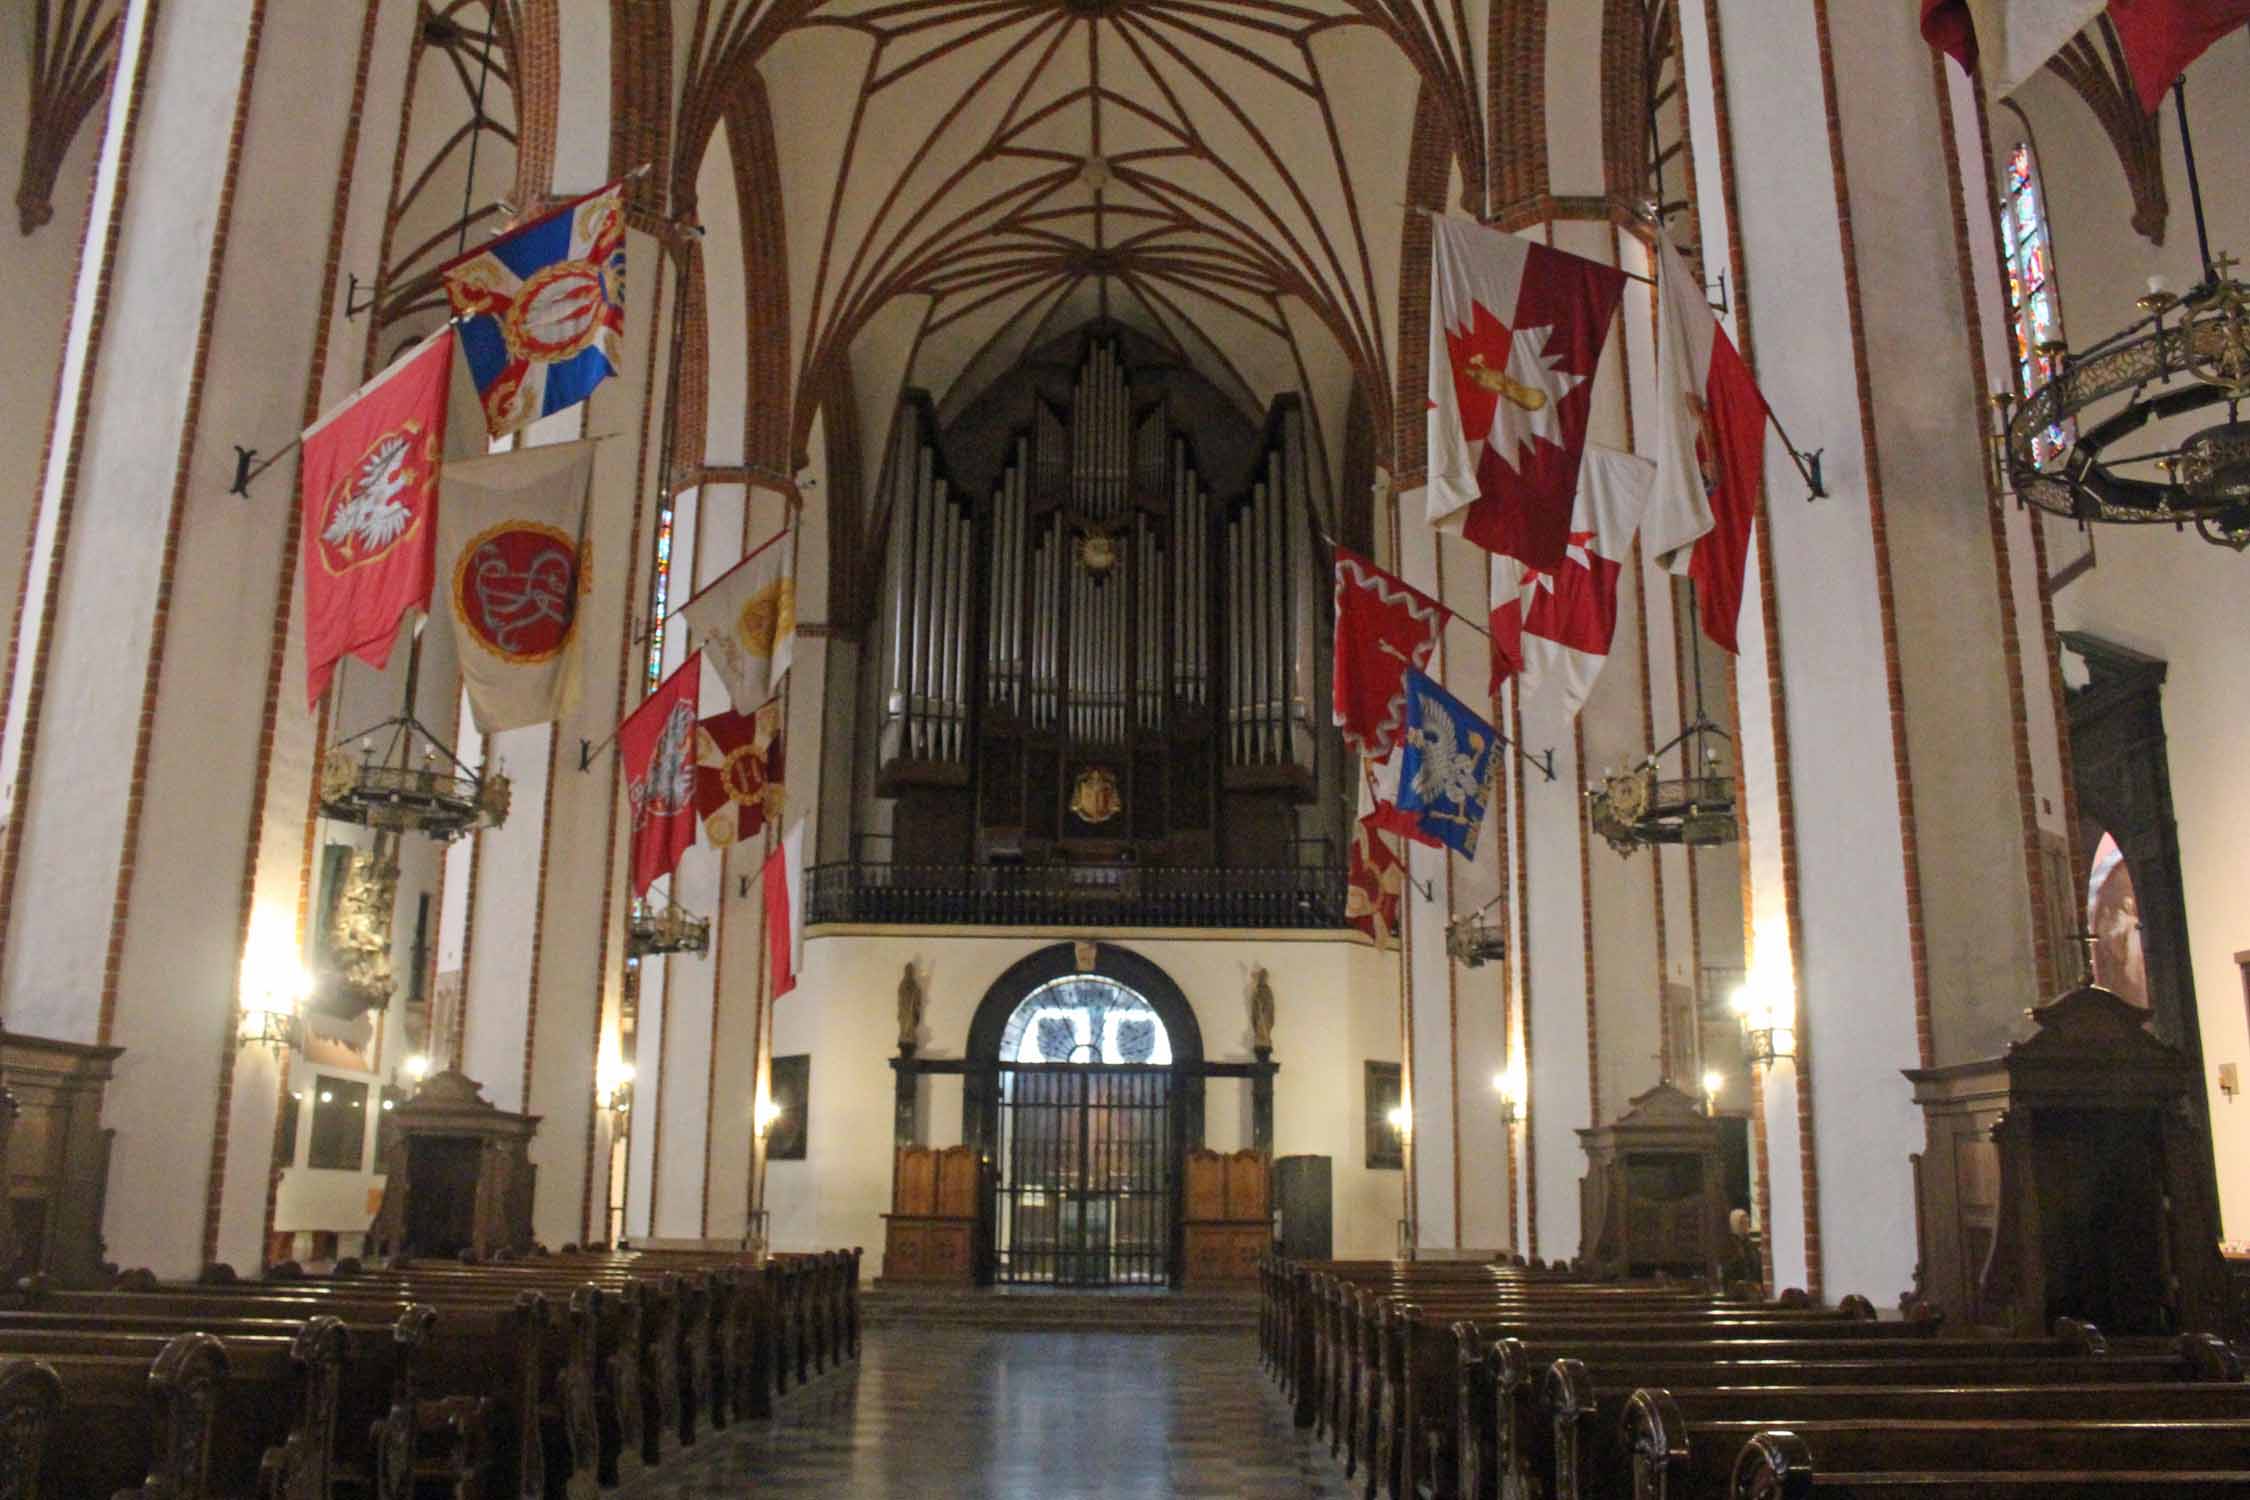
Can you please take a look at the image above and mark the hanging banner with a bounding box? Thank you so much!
[436,441,595,733]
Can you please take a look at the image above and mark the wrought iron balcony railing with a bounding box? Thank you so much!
[807,861,1350,931]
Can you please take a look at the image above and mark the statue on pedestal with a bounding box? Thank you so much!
[897,963,925,1051]
[1248,965,1275,1052]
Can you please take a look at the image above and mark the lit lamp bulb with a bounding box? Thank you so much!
[402,1053,431,1082]
[755,1097,784,1137]
[1386,1103,1412,1137]
[1701,1069,1724,1113]
[1492,1061,1527,1123]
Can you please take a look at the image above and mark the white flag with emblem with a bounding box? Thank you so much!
[681,524,796,711]
[436,441,595,733]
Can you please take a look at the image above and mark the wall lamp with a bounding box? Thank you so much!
[1729,981,1797,1065]
[1492,1060,1526,1125]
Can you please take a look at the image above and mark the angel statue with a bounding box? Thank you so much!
[1248,965,1276,1052]
[896,963,925,1051]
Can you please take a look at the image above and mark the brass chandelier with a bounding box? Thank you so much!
[628,899,711,957]
[319,636,509,841]
[1998,83,2250,549]
[1445,895,1508,968]
[1587,714,1737,857]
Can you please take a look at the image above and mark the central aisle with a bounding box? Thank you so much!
[638,1325,1351,1497]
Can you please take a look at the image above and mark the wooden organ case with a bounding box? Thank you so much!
[868,330,1328,873]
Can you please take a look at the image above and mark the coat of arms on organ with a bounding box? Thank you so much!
[861,327,1334,871]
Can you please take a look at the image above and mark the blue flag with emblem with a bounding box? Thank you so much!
[440,182,628,439]
[1395,668,1500,859]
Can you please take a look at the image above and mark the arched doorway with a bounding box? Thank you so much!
[965,944,1205,1286]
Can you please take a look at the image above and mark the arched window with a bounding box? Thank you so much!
[2000,142,2075,467]
[996,974,1173,1066]
[2086,831,2149,1010]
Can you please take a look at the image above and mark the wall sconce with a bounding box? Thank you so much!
[2220,1062,2239,1100]
[595,1058,635,1114]
[1385,1102,1412,1139]
[401,1053,431,1085]
[754,1096,784,1138]
[238,943,310,1053]
[1728,979,1797,1066]
[1701,1070,1724,1115]
[1492,1060,1526,1125]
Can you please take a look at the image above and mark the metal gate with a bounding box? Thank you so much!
[992,1064,1174,1286]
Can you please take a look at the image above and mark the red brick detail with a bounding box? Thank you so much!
[608,0,672,215]
[1510,687,1535,1260]
[515,727,565,1110]
[2046,21,2167,245]
[509,0,560,208]
[1575,720,1598,1128]
[13,0,120,236]
[1490,0,1549,221]
[1703,0,1822,1301]
[1930,53,2057,1003]
[1390,82,1453,492]
[258,0,388,1267]
[181,0,270,1269]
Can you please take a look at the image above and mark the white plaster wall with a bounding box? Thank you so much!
[1518,676,1589,1262]
[764,930,1400,1267]
[1708,0,1924,1305]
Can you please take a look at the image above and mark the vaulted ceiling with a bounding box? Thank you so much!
[749,0,1435,475]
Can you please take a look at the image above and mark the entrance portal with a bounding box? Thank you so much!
[991,975,1175,1286]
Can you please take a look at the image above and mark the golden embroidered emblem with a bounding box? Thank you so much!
[1069,766,1123,825]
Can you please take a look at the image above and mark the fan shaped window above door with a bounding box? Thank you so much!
[997,975,1173,1067]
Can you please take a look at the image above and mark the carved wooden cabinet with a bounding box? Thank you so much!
[0,1033,121,1286]
[1907,984,2227,1336]
[1577,1082,1725,1279]
[1182,1147,1270,1284]
[365,1070,538,1259]
[883,1144,984,1284]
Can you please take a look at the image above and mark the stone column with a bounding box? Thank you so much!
[1683,0,2046,1301]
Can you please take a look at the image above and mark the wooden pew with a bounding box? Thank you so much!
[1652,1404,2250,1500]
[26,1283,552,1500]
[0,1308,430,1499]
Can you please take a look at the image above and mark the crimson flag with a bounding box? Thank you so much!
[2110,0,2250,110]
[299,331,451,707]
[1490,447,1656,714]
[1923,0,2250,110]
[1332,549,1449,754]
[620,652,701,897]
[1346,813,1405,946]
[1645,232,1770,654]
[1427,216,1627,568]
[695,697,784,847]
[1364,751,1441,850]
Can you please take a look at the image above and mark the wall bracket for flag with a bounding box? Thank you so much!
[343,272,378,322]
[229,435,303,498]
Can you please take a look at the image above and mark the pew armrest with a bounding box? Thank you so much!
[1544,1359,1596,1500]
[0,1359,61,1499]
[2181,1332,2244,1381]
[1622,1387,1689,1500]
[1728,1430,1814,1500]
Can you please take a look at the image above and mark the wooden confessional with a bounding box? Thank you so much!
[1576,1081,1728,1279]
[366,1069,538,1259]
[1907,983,2226,1336]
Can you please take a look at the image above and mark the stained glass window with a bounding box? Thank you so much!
[1999,142,2074,468]
[644,497,675,689]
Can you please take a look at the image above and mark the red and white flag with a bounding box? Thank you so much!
[1922,0,2250,109]
[694,696,784,848]
[1427,216,1627,568]
[1362,750,1441,850]
[1333,549,1449,754]
[1490,446,1655,715]
[1346,810,1405,947]
[762,823,805,998]
[620,651,702,897]
[299,331,452,707]
[1644,232,1768,655]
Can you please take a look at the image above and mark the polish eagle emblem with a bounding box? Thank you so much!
[630,700,700,825]
[1408,700,1488,811]
[318,424,431,571]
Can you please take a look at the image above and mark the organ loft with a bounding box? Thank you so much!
[2,1,2250,1495]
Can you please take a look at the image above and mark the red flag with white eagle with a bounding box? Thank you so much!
[1644,231,1768,655]
[1333,549,1449,754]
[1490,446,1656,715]
[1922,0,2250,110]
[620,651,702,897]
[1426,216,1628,568]
[298,330,451,708]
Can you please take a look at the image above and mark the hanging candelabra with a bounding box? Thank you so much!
[1586,585,1739,856]
[627,899,710,958]
[319,635,509,840]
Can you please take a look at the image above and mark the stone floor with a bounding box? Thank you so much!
[630,1325,1353,1497]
